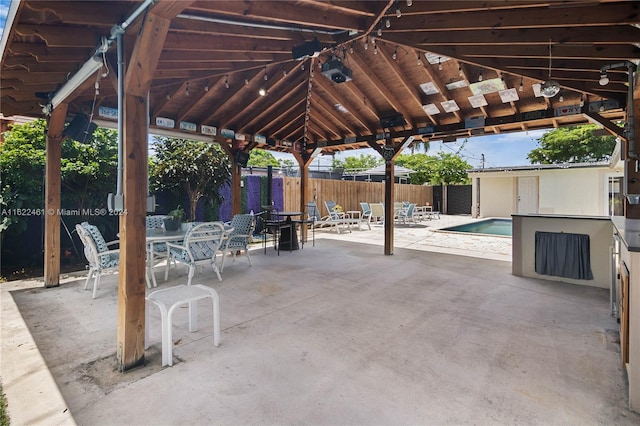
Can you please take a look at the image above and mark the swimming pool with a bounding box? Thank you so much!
[437,218,512,237]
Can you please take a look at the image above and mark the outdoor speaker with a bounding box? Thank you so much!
[234,150,250,167]
[379,114,406,129]
[292,38,321,60]
[63,114,97,143]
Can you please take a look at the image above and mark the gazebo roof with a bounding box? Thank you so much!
[1,1,637,155]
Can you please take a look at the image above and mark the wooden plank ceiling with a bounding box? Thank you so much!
[1,0,639,155]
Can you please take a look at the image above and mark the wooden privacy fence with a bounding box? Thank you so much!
[282,177,433,215]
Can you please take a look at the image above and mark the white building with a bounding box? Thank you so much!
[468,161,624,218]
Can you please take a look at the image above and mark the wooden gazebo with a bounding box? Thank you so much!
[1,1,638,371]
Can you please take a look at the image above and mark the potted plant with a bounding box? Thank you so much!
[163,205,185,231]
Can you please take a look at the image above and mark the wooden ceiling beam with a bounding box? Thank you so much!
[391,25,640,46]
[415,51,463,123]
[211,70,268,127]
[313,74,376,133]
[159,50,289,62]
[163,33,295,53]
[15,25,100,48]
[349,51,416,127]
[396,2,640,31]
[186,1,371,32]
[239,80,307,133]
[308,106,343,140]
[268,110,305,140]
[311,92,358,136]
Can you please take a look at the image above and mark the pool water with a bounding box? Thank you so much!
[438,218,512,237]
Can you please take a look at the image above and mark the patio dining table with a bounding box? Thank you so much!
[146,224,234,287]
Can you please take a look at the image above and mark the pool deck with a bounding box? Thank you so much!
[316,214,512,262]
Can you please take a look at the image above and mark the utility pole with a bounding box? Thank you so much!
[481,153,485,169]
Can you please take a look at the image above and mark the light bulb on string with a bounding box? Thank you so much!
[263,67,268,80]
[245,78,249,85]
[519,76,524,92]
[396,6,401,18]
[377,26,383,37]
[407,0,412,5]
[438,58,443,71]
[385,17,391,28]
[458,64,463,76]
[224,76,229,89]
[374,45,378,55]
[417,54,422,66]
[392,46,398,61]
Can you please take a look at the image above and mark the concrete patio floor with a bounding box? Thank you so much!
[2,216,640,425]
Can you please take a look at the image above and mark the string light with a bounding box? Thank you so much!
[283,70,287,76]
[377,26,383,37]
[558,93,564,102]
[364,37,369,50]
[438,57,443,71]
[166,93,171,100]
[392,46,398,61]
[263,67,268,80]
[374,45,378,55]
[245,78,249,85]
[350,42,355,54]
[185,82,190,96]
[478,71,483,82]
[204,84,209,92]
[458,64,463,76]
[580,94,585,107]
[417,53,422,66]
[519,76,524,92]
[224,75,229,89]
[396,5,401,18]
[407,0,412,5]
[385,17,391,28]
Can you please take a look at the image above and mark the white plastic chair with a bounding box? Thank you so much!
[76,222,120,299]
[165,222,225,285]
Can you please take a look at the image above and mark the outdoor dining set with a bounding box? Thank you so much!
[73,200,440,366]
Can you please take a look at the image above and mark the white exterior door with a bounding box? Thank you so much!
[517,176,538,214]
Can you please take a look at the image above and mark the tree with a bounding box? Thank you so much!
[0,119,118,233]
[527,124,617,164]
[395,153,431,185]
[149,136,231,221]
[246,149,280,167]
[332,153,382,171]
[428,152,472,185]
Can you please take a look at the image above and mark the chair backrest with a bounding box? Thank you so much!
[370,203,384,219]
[146,215,166,229]
[406,203,415,215]
[324,200,337,215]
[183,222,225,261]
[306,201,321,221]
[230,214,255,236]
[76,222,118,269]
[360,202,371,215]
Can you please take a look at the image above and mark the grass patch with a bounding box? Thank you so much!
[0,384,9,426]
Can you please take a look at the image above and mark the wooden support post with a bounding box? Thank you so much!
[219,140,241,216]
[117,11,171,371]
[383,159,395,255]
[294,151,313,241]
[626,79,640,218]
[44,103,68,287]
[117,93,148,371]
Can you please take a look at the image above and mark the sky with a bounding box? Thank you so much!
[275,129,546,171]
[0,0,545,169]
[0,1,7,39]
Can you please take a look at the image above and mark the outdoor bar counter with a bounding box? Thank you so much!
[611,216,640,412]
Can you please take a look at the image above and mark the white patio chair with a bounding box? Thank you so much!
[369,202,385,224]
[359,202,372,230]
[165,222,225,285]
[219,213,255,272]
[76,222,120,299]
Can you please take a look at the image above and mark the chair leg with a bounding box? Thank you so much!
[220,250,227,273]
[211,260,222,281]
[92,273,101,299]
[245,249,252,266]
[187,266,195,286]
[83,270,93,290]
